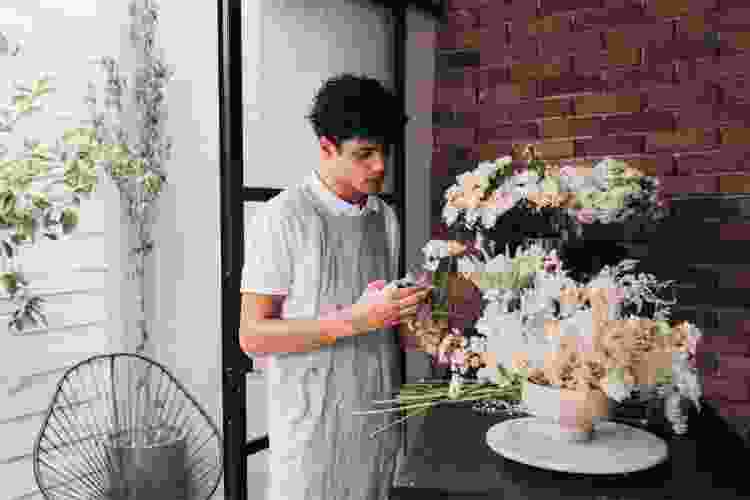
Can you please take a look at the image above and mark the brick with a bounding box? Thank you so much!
[477,28,509,66]
[721,127,750,146]
[607,45,642,67]
[606,22,675,50]
[702,375,750,401]
[695,51,750,80]
[477,122,539,143]
[607,64,675,91]
[574,92,643,115]
[478,82,525,105]
[435,127,476,148]
[477,66,508,89]
[720,77,750,105]
[540,73,607,97]
[601,111,674,136]
[573,50,608,74]
[720,222,750,241]
[539,29,603,58]
[699,333,750,357]
[481,98,573,126]
[528,14,571,37]
[435,69,477,108]
[542,117,602,138]
[444,8,479,31]
[646,128,717,152]
[577,4,648,29]
[481,79,537,102]
[647,39,720,66]
[660,174,720,195]
[676,147,750,175]
[645,82,718,110]
[510,61,565,82]
[716,103,750,128]
[477,142,514,161]
[720,174,750,194]
[715,401,750,419]
[575,135,644,156]
[447,0,487,9]
[507,35,540,60]
[626,153,675,177]
[478,2,537,26]
[676,104,723,129]
[648,0,715,18]
[724,31,750,51]
[438,29,483,50]
[717,7,750,32]
[541,0,603,15]
[532,140,575,160]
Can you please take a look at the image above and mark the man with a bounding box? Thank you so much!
[240,73,430,500]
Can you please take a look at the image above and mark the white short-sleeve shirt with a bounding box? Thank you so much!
[241,170,400,298]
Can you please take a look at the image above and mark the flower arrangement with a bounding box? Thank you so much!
[441,144,667,234]
[358,237,703,437]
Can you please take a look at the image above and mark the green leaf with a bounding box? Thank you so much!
[0,272,18,294]
[540,174,561,194]
[655,320,672,337]
[13,95,33,114]
[61,207,79,234]
[655,367,673,385]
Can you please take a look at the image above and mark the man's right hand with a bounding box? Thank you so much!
[349,285,430,336]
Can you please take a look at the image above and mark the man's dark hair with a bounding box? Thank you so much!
[305,73,409,153]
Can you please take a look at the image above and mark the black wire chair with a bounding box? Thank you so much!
[32,352,223,500]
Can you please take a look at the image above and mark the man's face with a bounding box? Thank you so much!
[319,136,389,202]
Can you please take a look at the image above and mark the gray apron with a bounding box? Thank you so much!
[266,182,401,500]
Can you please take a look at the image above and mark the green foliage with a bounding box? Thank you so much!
[0,1,173,335]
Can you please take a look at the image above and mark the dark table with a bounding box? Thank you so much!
[391,401,749,500]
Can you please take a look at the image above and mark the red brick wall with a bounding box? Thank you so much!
[430,0,750,441]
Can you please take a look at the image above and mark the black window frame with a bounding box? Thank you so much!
[217,2,445,499]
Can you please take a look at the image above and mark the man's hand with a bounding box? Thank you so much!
[349,285,431,336]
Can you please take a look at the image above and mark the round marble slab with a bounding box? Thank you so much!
[486,417,669,475]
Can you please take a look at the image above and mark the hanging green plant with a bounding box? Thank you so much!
[0,0,173,338]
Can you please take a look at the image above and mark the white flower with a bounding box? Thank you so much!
[464,207,481,226]
[443,205,460,226]
[457,256,482,274]
[481,208,499,229]
[475,161,497,179]
[483,252,512,274]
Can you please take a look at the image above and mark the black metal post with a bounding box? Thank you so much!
[218,1,249,499]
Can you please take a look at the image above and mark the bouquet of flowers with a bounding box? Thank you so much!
[357,238,702,438]
[441,144,667,234]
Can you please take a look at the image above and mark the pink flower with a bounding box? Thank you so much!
[544,253,561,273]
[608,287,626,305]
[451,350,466,367]
[576,208,596,224]
[492,191,515,212]
[560,165,577,177]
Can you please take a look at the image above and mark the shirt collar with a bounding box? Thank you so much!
[305,170,380,216]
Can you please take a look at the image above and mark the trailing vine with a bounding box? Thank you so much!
[0,0,172,348]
